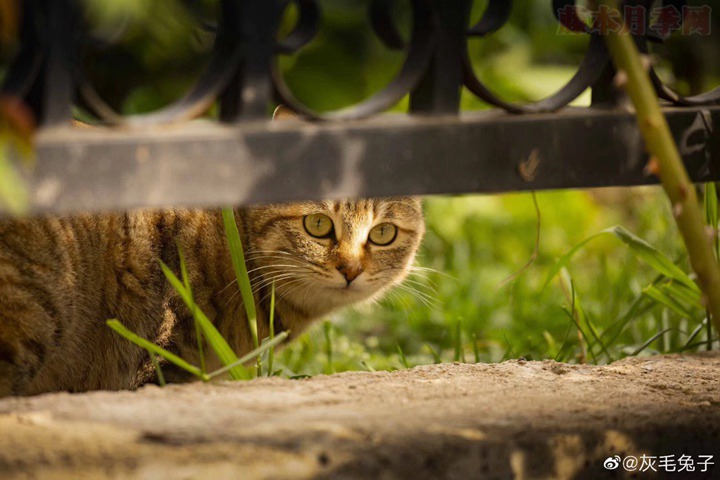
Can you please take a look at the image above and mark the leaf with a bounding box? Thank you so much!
[543,231,609,289]
[608,226,699,293]
[160,260,247,380]
[0,95,35,160]
[221,207,259,349]
[0,150,28,215]
[544,226,699,295]
[659,280,702,309]
[107,319,207,380]
[642,285,695,318]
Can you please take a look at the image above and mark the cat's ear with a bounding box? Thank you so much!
[273,105,301,121]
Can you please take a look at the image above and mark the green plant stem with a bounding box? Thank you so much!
[600,0,720,336]
[221,207,260,376]
[149,352,166,386]
[207,331,289,379]
[107,319,209,381]
[178,245,206,374]
[267,282,276,376]
[323,321,334,374]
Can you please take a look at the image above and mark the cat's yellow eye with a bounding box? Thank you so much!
[368,223,397,246]
[303,213,334,238]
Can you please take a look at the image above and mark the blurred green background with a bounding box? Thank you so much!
[17,0,720,372]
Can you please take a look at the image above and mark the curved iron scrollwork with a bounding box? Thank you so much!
[273,0,436,120]
[1,0,718,127]
[462,0,609,113]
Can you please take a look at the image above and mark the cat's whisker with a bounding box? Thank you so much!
[217,279,238,296]
[281,281,313,308]
[223,272,302,308]
[244,253,297,262]
[217,258,305,296]
[245,255,328,276]
[411,265,458,282]
[244,251,295,262]
[383,289,411,312]
[398,282,438,304]
[246,264,306,275]
[259,277,310,306]
[251,273,304,295]
[244,248,293,255]
[400,277,438,296]
[224,288,242,308]
[224,272,307,309]
[394,283,439,309]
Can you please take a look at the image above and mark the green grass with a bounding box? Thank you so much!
[271,186,718,376]
[106,186,719,383]
[108,207,290,384]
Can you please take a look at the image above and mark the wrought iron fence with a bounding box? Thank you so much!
[3,0,720,213]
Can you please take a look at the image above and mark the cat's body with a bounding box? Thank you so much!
[0,198,424,397]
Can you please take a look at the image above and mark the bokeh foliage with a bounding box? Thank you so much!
[8,0,720,373]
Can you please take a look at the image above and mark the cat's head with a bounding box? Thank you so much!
[245,197,424,317]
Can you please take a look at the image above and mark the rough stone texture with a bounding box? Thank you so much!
[1,353,719,479]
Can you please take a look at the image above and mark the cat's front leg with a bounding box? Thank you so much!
[0,294,60,397]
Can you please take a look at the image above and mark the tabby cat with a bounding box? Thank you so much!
[0,197,424,397]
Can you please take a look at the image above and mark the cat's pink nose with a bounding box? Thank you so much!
[337,265,363,284]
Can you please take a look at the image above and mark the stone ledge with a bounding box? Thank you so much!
[1,353,719,479]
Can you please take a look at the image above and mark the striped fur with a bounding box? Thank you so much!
[0,198,423,396]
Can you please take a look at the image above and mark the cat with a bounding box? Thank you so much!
[0,198,424,396]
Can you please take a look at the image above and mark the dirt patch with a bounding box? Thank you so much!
[1,353,719,479]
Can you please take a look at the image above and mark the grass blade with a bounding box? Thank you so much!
[397,343,409,369]
[471,332,480,363]
[705,182,718,257]
[608,226,700,294]
[659,280,702,308]
[642,285,695,319]
[207,331,289,379]
[221,207,259,350]
[149,352,166,386]
[177,245,206,375]
[0,149,28,215]
[453,319,463,362]
[160,260,246,380]
[323,320,334,374]
[360,360,376,372]
[705,182,718,350]
[545,226,699,295]
[543,231,608,289]
[683,317,708,349]
[553,324,573,362]
[630,327,675,356]
[267,282,276,377]
[425,343,442,364]
[107,319,207,381]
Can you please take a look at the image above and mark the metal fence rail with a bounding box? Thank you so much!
[4,0,720,213]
